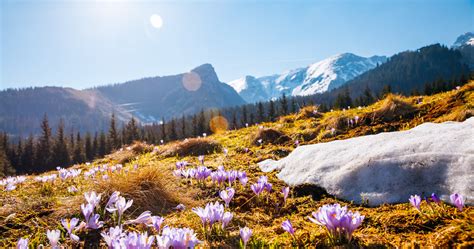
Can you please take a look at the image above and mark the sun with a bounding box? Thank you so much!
[150,14,163,29]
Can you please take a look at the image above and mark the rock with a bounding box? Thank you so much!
[259,118,474,206]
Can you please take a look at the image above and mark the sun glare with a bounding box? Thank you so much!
[150,14,163,29]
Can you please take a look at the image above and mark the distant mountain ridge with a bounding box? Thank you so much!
[0,64,245,136]
[228,53,387,103]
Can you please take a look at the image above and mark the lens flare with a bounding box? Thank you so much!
[209,116,228,133]
[182,72,202,91]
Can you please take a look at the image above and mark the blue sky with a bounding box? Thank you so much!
[1,0,472,90]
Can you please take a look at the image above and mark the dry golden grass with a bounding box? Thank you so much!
[370,93,417,122]
[251,128,291,145]
[296,105,323,120]
[161,138,222,157]
[1,81,473,247]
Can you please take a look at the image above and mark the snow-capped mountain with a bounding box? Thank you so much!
[228,53,387,103]
[452,32,474,48]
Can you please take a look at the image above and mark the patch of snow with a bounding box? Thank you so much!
[452,32,474,48]
[258,118,474,206]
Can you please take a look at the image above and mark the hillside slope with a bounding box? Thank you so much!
[0,87,131,136]
[1,82,473,248]
[97,64,246,122]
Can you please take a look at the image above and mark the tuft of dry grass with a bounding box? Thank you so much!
[296,105,324,120]
[370,94,418,122]
[98,163,199,216]
[252,128,291,145]
[161,138,222,157]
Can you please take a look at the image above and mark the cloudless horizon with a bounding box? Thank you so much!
[1,0,473,90]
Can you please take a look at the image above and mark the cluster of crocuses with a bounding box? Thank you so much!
[409,192,465,212]
[309,203,364,243]
[17,190,201,249]
[250,175,273,196]
[174,164,249,187]
[34,173,58,183]
[0,175,26,191]
[192,201,233,232]
[58,167,82,180]
[101,224,200,248]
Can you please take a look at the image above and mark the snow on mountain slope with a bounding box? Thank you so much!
[452,32,474,48]
[228,53,387,103]
[259,118,474,206]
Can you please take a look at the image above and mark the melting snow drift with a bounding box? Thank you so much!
[259,118,474,206]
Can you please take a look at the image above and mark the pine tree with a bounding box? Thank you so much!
[52,119,70,167]
[334,87,352,109]
[198,110,206,136]
[0,142,15,177]
[98,131,107,157]
[109,113,119,150]
[169,118,177,140]
[181,114,186,138]
[231,111,238,130]
[85,132,94,161]
[69,130,75,157]
[73,132,85,163]
[36,114,52,171]
[92,132,98,159]
[290,98,297,113]
[241,106,248,126]
[21,134,35,173]
[268,100,276,121]
[257,102,265,123]
[362,86,374,105]
[381,84,392,97]
[160,118,166,142]
[280,93,288,115]
[16,139,23,173]
[125,117,139,144]
[192,114,198,136]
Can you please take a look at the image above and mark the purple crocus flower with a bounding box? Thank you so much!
[239,176,249,187]
[219,188,235,207]
[222,212,233,229]
[309,203,364,242]
[431,193,441,204]
[86,213,104,229]
[175,204,186,211]
[227,170,239,185]
[126,231,155,249]
[198,155,205,165]
[195,166,211,181]
[161,227,200,249]
[46,229,61,249]
[106,191,121,209]
[156,234,171,249]
[281,219,295,236]
[409,195,422,211]
[251,182,265,196]
[149,216,165,232]
[84,191,102,208]
[450,193,465,211]
[240,227,252,247]
[282,186,290,204]
[125,211,152,225]
[16,238,28,249]
[175,161,188,170]
[106,196,133,225]
[101,226,125,248]
[61,218,80,242]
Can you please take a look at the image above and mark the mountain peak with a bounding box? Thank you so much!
[191,63,219,83]
[227,53,387,103]
[452,32,474,48]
